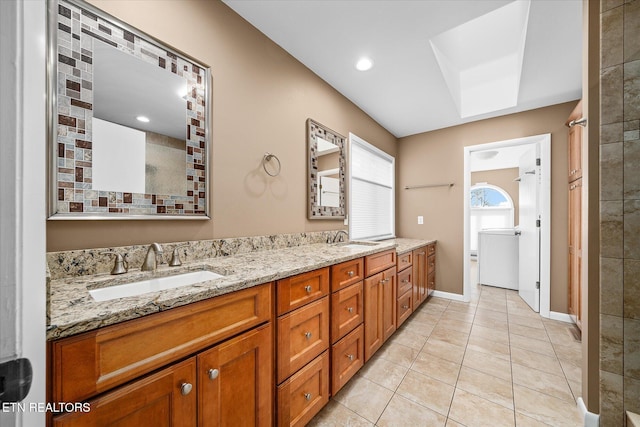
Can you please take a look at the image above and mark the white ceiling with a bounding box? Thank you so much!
[222,0,583,138]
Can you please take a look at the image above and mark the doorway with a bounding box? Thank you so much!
[463,134,551,318]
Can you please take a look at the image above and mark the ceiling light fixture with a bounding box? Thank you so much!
[355,57,373,71]
[136,116,150,123]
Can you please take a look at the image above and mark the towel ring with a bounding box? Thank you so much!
[263,152,281,177]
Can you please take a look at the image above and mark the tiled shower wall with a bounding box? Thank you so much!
[599,0,640,425]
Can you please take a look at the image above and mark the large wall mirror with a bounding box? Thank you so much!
[47,0,211,219]
[307,119,346,219]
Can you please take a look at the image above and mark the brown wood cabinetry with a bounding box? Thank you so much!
[330,258,364,291]
[330,281,363,343]
[395,252,413,328]
[364,249,397,276]
[277,267,329,315]
[412,247,428,307]
[363,266,396,361]
[331,325,364,394]
[427,244,436,296]
[50,288,273,427]
[567,101,583,329]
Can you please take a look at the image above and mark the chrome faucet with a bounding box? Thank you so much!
[141,243,164,271]
[332,230,349,243]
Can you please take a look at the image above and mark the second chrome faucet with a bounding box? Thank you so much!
[141,243,164,271]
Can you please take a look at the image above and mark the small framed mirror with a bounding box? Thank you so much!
[307,119,346,219]
[47,0,211,219]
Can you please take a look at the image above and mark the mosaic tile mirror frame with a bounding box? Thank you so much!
[307,119,346,220]
[47,0,211,219]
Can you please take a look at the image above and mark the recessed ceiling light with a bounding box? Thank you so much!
[355,57,373,71]
[136,116,150,123]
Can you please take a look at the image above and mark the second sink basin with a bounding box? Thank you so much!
[89,270,224,302]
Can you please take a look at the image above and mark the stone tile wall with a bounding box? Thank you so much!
[599,0,640,425]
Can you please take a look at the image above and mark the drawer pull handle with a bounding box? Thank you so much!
[402,305,409,309]
[348,270,355,277]
[208,368,219,380]
[304,393,312,401]
[346,354,354,361]
[304,285,312,293]
[180,382,193,396]
[347,307,354,313]
[304,331,312,339]
[418,252,426,256]
[402,279,409,283]
[402,258,408,263]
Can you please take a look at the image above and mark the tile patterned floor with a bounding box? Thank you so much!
[309,275,583,426]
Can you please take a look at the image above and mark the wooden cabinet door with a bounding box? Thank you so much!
[198,323,272,427]
[568,179,582,329]
[331,281,364,344]
[364,267,396,361]
[52,358,197,427]
[331,325,364,395]
[412,247,427,307]
[381,267,397,342]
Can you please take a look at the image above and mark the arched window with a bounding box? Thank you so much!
[470,183,515,254]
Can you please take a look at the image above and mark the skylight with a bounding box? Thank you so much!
[429,0,531,118]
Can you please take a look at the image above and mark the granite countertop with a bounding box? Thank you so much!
[47,237,434,341]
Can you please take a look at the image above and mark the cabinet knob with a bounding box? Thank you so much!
[304,285,312,293]
[208,368,219,380]
[304,393,312,401]
[402,279,409,283]
[402,258,408,263]
[180,382,193,396]
[347,307,354,313]
[346,354,354,361]
[402,305,409,309]
[348,270,355,277]
[304,331,312,339]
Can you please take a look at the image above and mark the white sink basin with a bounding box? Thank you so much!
[89,270,224,302]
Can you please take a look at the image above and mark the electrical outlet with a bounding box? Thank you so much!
[418,216,424,225]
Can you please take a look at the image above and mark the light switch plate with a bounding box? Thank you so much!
[418,216,424,225]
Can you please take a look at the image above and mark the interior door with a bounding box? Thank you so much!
[518,146,540,312]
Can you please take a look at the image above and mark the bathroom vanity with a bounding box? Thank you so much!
[46,235,435,426]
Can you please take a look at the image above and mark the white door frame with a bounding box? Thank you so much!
[0,0,47,425]
[463,134,551,318]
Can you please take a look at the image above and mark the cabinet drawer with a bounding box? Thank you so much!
[52,357,197,426]
[51,283,272,403]
[331,281,363,343]
[277,267,329,315]
[277,297,329,384]
[331,324,364,395]
[396,252,412,271]
[365,249,397,277]
[396,291,412,328]
[397,267,413,296]
[428,271,436,296]
[330,258,364,292]
[277,351,330,427]
[428,253,436,275]
[427,243,436,256]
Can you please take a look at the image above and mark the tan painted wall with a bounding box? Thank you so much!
[471,168,520,226]
[46,0,397,252]
[397,101,578,313]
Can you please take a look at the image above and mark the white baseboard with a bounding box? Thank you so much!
[431,290,465,302]
[577,398,599,427]
[549,311,574,323]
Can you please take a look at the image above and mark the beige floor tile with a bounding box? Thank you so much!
[358,355,408,391]
[388,328,429,351]
[426,297,451,308]
[509,333,556,357]
[411,310,443,325]
[559,358,582,384]
[511,364,575,403]
[510,347,565,377]
[448,388,515,427]
[472,315,510,332]
[509,323,550,341]
[396,369,455,416]
[402,317,437,337]
[422,337,467,364]
[332,375,394,423]
[508,313,545,329]
[462,348,512,382]
[568,379,582,401]
[440,309,476,324]
[376,394,447,427]
[507,306,540,319]
[466,336,511,360]
[437,317,473,334]
[477,301,508,313]
[513,384,582,426]
[470,324,510,344]
[445,419,466,427]
[553,342,582,365]
[446,301,477,314]
[430,325,470,347]
[411,351,461,386]
[308,400,374,427]
[456,366,514,409]
[514,412,552,427]
[378,342,420,368]
[475,308,508,322]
